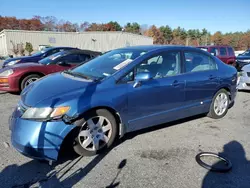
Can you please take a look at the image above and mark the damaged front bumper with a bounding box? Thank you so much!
[9,108,76,161]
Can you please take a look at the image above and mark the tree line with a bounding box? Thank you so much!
[0,16,249,50]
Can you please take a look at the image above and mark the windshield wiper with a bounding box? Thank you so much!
[63,70,94,80]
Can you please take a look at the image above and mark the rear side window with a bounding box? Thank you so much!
[184,51,217,73]
[228,47,235,56]
[219,47,227,56]
[210,47,219,56]
[59,54,81,64]
[79,54,91,62]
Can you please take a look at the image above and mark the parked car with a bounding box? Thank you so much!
[235,49,250,71]
[237,63,250,90]
[198,45,236,66]
[9,45,237,161]
[0,49,101,92]
[2,47,76,68]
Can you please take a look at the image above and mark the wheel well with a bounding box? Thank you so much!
[19,72,45,90]
[78,106,123,137]
[220,87,231,100]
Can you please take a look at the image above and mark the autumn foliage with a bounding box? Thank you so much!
[0,16,250,50]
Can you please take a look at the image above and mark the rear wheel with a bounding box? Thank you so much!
[208,89,230,119]
[20,74,41,91]
[73,109,117,156]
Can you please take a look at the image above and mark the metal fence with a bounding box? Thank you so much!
[0,30,153,56]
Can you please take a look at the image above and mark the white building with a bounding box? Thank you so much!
[0,30,153,56]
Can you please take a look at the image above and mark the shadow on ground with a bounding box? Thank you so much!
[202,141,250,188]
[2,114,249,187]
[0,114,206,187]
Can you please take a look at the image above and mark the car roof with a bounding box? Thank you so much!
[198,45,233,48]
[117,45,199,52]
[48,46,77,50]
[61,49,102,56]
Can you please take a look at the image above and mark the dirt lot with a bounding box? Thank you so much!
[0,88,250,187]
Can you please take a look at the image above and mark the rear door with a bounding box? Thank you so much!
[227,47,236,64]
[218,47,228,64]
[183,50,220,114]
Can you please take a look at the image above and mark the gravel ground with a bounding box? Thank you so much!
[0,82,250,187]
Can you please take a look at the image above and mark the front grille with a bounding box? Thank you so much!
[247,72,250,77]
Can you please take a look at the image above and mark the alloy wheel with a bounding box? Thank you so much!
[214,93,228,116]
[78,116,112,151]
[25,77,39,87]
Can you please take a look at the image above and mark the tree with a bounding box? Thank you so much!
[107,21,122,31]
[171,27,187,45]
[25,42,33,55]
[124,22,140,34]
[17,43,25,56]
[80,22,90,31]
[10,40,18,56]
[145,25,165,44]
[159,25,173,44]
[211,31,223,45]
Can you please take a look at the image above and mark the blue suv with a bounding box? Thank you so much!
[9,45,237,161]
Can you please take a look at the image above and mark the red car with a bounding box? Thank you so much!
[0,49,101,92]
[198,45,236,66]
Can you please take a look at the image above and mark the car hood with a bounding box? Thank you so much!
[21,72,95,107]
[242,64,250,71]
[0,62,42,72]
[237,56,250,60]
[11,62,43,69]
[4,56,35,63]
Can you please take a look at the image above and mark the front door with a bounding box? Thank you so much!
[126,50,185,132]
[47,53,91,73]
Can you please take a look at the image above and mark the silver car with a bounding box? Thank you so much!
[237,64,250,90]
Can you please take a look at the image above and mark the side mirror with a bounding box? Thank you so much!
[211,52,215,56]
[58,61,67,66]
[133,72,153,88]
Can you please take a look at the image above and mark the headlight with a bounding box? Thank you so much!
[22,106,70,120]
[0,69,14,77]
[7,60,21,66]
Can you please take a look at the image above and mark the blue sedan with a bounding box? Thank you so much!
[3,47,76,68]
[9,45,237,161]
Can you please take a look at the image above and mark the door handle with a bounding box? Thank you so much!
[171,80,179,87]
[209,75,217,80]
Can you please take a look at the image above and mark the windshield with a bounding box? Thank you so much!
[39,51,65,65]
[242,51,250,56]
[69,49,147,80]
[31,48,52,57]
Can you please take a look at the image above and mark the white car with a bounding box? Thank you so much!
[237,64,250,90]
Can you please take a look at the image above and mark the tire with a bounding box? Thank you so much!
[195,152,232,173]
[20,74,41,91]
[73,109,118,156]
[207,89,230,119]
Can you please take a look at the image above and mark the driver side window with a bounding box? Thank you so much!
[119,51,181,83]
[136,51,181,79]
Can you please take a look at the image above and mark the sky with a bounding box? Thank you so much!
[1,0,250,33]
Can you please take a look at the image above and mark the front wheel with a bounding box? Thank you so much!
[20,74,41,91]
[208,89,230,119]
[73,109,117,156]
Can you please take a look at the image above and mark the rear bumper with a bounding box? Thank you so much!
[0,76,20,92]
[10,109,76,161]
[237,75,250,90]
